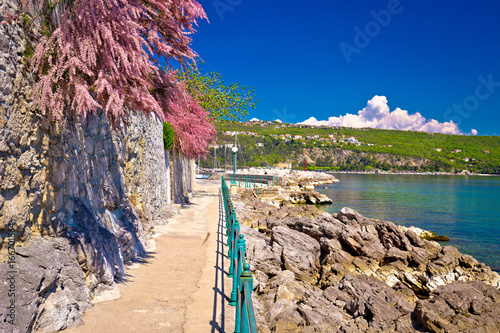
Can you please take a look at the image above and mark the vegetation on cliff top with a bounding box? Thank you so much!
[204,121,500,174]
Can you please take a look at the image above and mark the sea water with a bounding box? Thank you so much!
[316,173,500,272]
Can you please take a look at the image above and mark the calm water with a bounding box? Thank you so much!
[316,173,500,272]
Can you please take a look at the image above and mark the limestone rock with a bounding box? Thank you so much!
[0,238,91,333]
[241,224,283,275]
[271,226,320,283]
[415,281,500,333]
[235,193,500,333]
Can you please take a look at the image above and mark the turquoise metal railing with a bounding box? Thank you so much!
[229,174,280,188]
[221,176,258,333]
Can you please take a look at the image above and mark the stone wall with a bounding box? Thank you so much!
[0,1,178,331]
[125,114,172,221]
[171,149,196,205]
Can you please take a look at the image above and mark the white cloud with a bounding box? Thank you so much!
[299,96,462,135]
[471,129,478,135]
[250,118,260,122]
[275,119,282,123]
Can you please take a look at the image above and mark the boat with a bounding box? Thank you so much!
[195,158,210,179]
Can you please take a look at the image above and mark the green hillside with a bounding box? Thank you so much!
[203,121,500,174]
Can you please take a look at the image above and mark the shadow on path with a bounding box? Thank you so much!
[209,189,231,333]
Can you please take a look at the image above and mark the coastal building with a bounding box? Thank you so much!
[434,148,442,152]
[277,162,292,169]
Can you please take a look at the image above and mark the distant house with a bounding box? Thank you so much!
[256,142,264,147]
[346,137,358,143]
[277,162,292,169]
[464,158,470,162]
[483,150,490,154]
[434,148,442,152]
[294,135,303,140]
[449,159,456,162]
[453,149,462,153]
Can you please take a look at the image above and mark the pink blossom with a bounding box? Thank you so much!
[26,0,215,158]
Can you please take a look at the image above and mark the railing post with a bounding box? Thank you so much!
[240,263,254,333]
[228,215,234,267]
[236,234,245,290]
[234,284,242,333]
[229,217,240,278]
[230,233,244,305]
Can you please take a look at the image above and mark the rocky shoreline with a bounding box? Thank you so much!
[257,187,333,207]
[232,189,500,332]
[226,168,340,190]
[329,170,499,177]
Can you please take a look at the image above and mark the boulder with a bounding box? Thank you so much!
[271,226,320,283]
[0,238,91,333]
[241,224,283,275]
[415,281,500,333]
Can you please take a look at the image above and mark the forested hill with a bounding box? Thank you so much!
[204,121,500,174]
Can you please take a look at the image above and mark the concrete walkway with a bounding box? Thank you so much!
[65,179,234,333]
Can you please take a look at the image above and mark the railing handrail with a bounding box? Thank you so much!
[228,173,282,187]
[221,176,258,333]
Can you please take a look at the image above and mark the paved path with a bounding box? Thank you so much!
[65,179,233,333]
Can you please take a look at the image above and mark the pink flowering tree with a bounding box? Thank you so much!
[24,0,215,159]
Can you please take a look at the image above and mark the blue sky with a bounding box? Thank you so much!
[192,0,500,136]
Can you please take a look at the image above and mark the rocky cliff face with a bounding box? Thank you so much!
[0,1,183,331]
[305,147,431,169]
[232,190,500,332]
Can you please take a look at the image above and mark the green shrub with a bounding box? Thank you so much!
[163,122,175,150]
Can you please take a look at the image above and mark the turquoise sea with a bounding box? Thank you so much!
[315,173,500,272]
